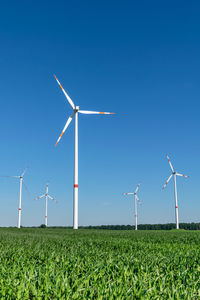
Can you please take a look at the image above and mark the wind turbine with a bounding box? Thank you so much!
[162,154,189,229]
[0,167,28,228]
[54,74,115,229]
[123,183,141,230]
[34,183,56,226]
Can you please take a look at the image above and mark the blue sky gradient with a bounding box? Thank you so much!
[0,0,199,226]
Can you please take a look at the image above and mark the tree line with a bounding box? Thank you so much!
[79,223,200,230]
[29,222,200,230]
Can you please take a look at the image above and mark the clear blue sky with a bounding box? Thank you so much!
[0,0,199,226]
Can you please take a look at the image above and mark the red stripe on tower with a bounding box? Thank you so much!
[176,206,178,208]
[19,208,21,210]
[74,184,78,188]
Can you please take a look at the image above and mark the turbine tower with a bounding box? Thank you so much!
[123,183,141,230]
[54,74,114,229]
[0,167,28,228]
[162,154,189,229]
[35,183,56,226]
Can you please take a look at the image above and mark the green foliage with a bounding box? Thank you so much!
[81,222,200,230]
[0,228,200,298]
[40,224,47,228]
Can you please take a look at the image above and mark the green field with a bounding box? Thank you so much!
[0,228,200,299]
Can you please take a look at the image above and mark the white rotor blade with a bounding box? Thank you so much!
[123,193,134,195]
[136,195,142,205]
[0,175,19,178]
[79,110,115,115]
[22,180,31,196]
[166,154,174,173]
[54,75,75,109]
[176,173,189,178]
[162,174,173,190]
[55,112,75,146]
[21,167,29,177]
[48,195,56,202]
[135,183,140,194]
[34,195,45,200]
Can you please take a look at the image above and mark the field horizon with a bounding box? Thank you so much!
[1,221,200,230]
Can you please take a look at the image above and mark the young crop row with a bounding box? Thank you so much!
[0,228,200,299]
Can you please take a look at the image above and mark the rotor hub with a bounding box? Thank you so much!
[74,106,79,112]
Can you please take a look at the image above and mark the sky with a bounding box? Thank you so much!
[0,0,200,227]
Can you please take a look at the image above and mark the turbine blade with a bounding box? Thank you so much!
[0,175,19,178]
[55,112,75,146]
[176,173,189,178]
[135,183,141,194]
[34,195,45,200]
[79,110,115,115]
[21,167,29,177]
[48,195,57,202]
[166,154,174,172]
[22,180,31,195]
[53,74,75,109]
[162,174,173,190]
[123,193,134,195]
[136,195,142,205]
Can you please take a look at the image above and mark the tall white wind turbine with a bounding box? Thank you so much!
[123,183,141,230]
[34,183,56,226]
[162,154,189,229]
[54,75,115,229]
[0,167,29,228]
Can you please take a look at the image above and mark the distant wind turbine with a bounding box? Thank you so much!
[34,183,56,226]
[54,74,115,229]
[162,154,189,229]
[0,167,29,228]
[123,183,141,230]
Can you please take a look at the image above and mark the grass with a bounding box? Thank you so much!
[0,228,200,299]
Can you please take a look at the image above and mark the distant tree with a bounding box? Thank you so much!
[40,224,46,228]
